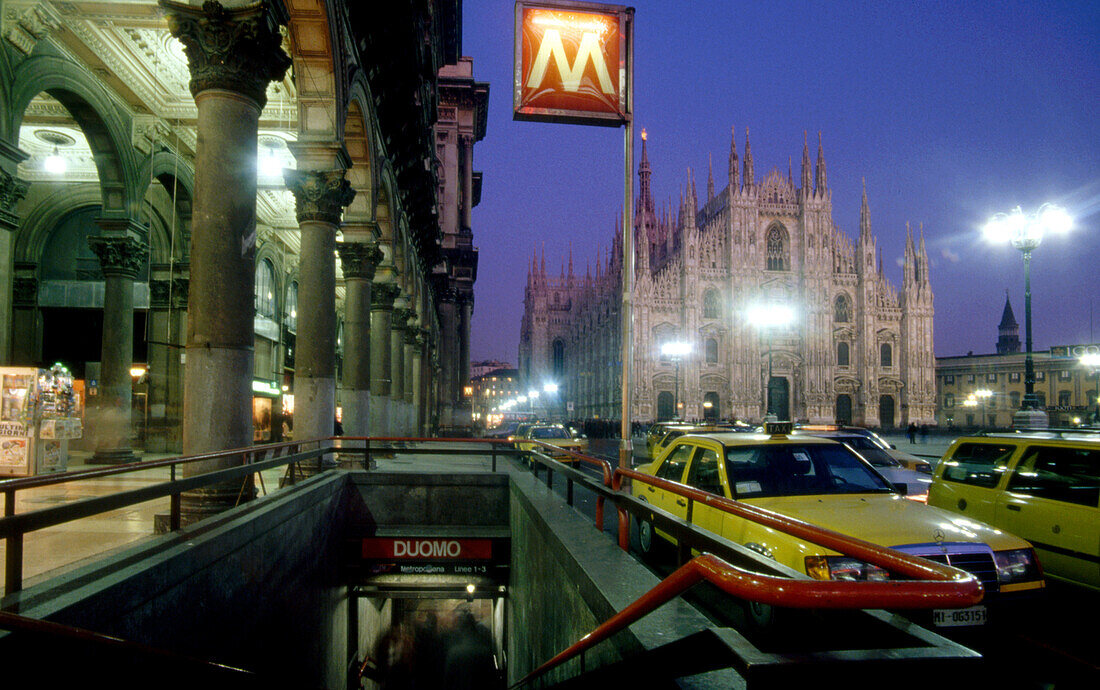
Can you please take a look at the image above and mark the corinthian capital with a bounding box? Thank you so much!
[371,282,400,311]
[337,241,384,280]
[284,169,356,225]
[161,0,291,108]
[0,169,29,230]
[88,236,148,279]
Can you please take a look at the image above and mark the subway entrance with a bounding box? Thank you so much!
[345,530,509,689]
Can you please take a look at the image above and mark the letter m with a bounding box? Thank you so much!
[526,29,614,94]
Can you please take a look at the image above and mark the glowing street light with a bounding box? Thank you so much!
[973,388,992,428]
[747,303,795,420]
[984,203,1073,427]
[661,341,692,420]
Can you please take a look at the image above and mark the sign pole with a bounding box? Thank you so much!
[619,12,634,470]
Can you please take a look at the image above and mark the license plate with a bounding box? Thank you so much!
[932,605,987,627]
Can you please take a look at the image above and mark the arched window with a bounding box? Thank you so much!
[880,343,892,367]
[705,338,718,364]
[552,339,565,379]
[1035,392,1046,408]
[255,259,276,319]
[834,294,851,323]
[703,290,721,319]
[765,225,789,271]
[1009,391,1021,408]
[285,281,298,332]
[835,394,852,425]
[837,342,849,367]
[944,393,955,408]
[1058,390,1072,407]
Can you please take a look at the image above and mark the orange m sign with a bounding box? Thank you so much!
[514,1,632,127]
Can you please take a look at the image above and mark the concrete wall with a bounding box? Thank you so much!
[1,472,352,688]
[506,470,736,688]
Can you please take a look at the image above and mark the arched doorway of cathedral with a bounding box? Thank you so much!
[767,377,789,421]
[879,395,895,428]
[656,391,675,421]
[835,394,853,425]
[703,392,720,422]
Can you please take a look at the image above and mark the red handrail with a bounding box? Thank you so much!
[613,466,980,582]
[513,552,983,688]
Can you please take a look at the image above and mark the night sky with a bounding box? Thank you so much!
[463,1,1100,363]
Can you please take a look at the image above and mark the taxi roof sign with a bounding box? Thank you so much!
[764,421,794,437]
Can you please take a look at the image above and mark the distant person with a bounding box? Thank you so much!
[920,423,928,444]
[443,609,501,689]
[334,417,344,436]
[907,423,917,444]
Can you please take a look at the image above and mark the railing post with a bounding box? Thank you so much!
[595,496,604,533]
[4,489,22,595]
[365,439,371,470]
[567,478,574,506]
[491,443,497,472]
[677,499,695,565]
[170,464,181,531]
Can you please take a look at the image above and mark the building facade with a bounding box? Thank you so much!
[0,0,482,487]
[936,296,1100,428]
[520,129,936,428]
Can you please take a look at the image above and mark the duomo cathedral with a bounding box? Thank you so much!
[519,129,936,427]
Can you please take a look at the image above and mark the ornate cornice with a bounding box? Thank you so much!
[392,307,415,331]
[0,170,29,230]
[284,169,356,225]
[337,241,383,281]
[150,277,190,308]
[87,235,148,278]
[161,0,291,108]
[370,282,400,311]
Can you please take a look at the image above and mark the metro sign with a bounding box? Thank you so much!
[514,1,632,127]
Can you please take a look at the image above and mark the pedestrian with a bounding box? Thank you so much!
[919,423,928,444]
[907,422,917,444]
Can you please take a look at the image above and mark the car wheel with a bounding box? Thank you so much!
[744,600,774,629]
[636,514,657,557]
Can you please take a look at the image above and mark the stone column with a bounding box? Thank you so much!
[369,283,399,435]
[390,307,411,434]
[403,323,417,430]
[413,329,428,435]
[0,168,29,364]
[436,289,458,427]
[87,233,147,463]
[285,164,355,455]
[164,0,290,518]
[461,134,474,231]
[457,293,473,425]
[147,271,188,453]
[336,241,382,446]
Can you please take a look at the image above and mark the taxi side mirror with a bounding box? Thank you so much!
[892,482,908,496]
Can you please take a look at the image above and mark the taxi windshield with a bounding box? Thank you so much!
[531,427,569,439]
[724,443,893,498]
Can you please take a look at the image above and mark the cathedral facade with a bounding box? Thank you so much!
[519,129,936,427]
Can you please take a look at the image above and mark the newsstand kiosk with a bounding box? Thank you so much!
[0,364,82,476]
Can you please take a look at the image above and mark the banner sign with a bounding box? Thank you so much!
[514,0,632,127]
[361,537,495,561]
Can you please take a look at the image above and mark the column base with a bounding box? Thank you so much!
[87,448,140,465]
[1013,408,1049,430]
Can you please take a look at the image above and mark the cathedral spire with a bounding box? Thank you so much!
[707,154,715,200]
[801,130,812,193]
[997,291,1021,354]
[859,178,872,241]
[637,128,655,216]
[815,130,827,192]
[568,241,574,278]
[728,125,740,192]
[684,168,697,228]
[743,127,754,189]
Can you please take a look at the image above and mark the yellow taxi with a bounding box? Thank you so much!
[645,422,694,458]
[649,423,743,461]
[929,433,1100,592]
[514,423,588,463]
[633,424,1045,628]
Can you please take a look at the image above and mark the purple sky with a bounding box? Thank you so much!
[463,1,1100,363]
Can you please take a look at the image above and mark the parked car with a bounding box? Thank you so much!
[797,424,933,472]
[929,432,1100,592]
[794,429,932,500]
[633,426,1045,629]
[514,423,588,463]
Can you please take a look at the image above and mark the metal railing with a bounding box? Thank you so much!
[508,462,986,687]
[1,438,328,595]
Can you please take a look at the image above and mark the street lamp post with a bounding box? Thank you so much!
[1080,353,1100,425]
[747,303,795,421]
[974,388,992,429]
[984,204,1072,428]
[661,341,691,420]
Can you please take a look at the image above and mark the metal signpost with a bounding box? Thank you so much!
[514,1,635,468]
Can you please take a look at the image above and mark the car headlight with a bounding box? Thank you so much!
[916,462,932,474]
[805,556,890,581]
[993,548,1042,584]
